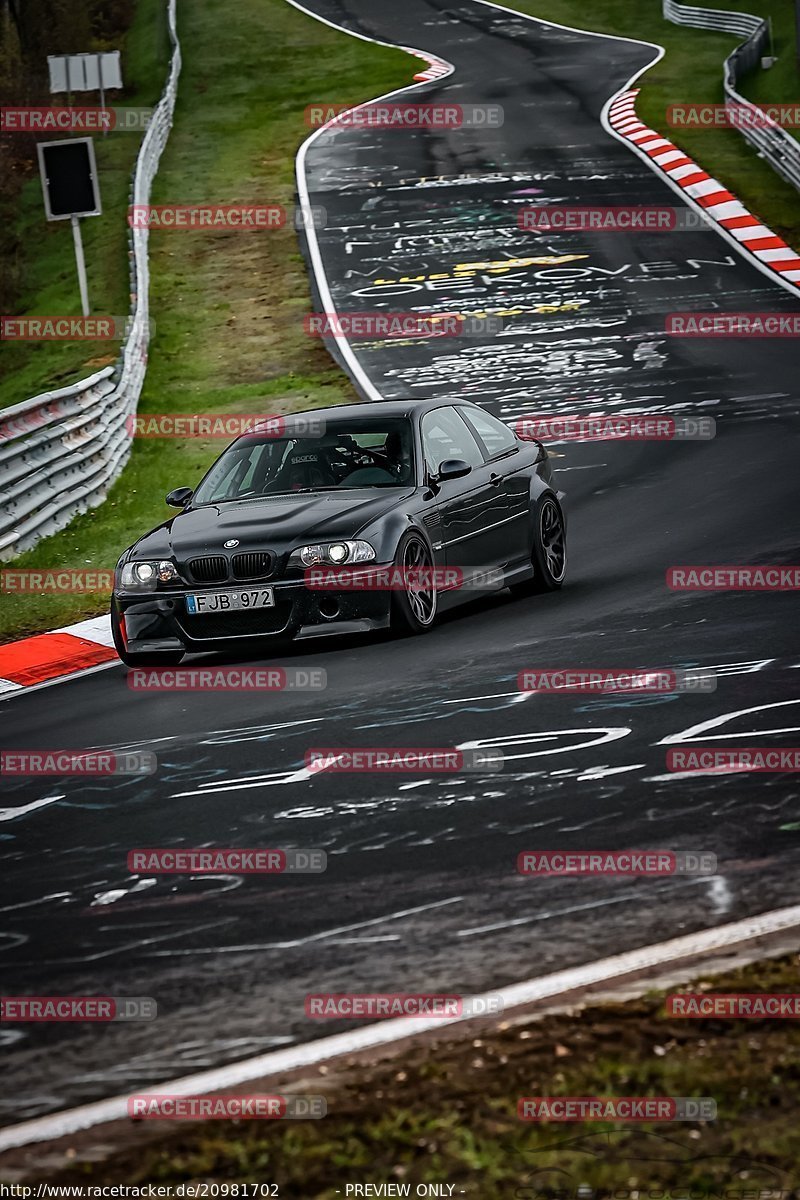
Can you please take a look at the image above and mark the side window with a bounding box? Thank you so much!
[420,407,485,475]
[459,406,518,458]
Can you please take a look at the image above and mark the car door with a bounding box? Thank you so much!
[457,405,531,569]
[420,406,500,583]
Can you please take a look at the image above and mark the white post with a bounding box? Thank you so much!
[71,215,90,316]
[98,54,107,137]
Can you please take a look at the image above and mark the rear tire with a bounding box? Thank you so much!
[510,495,567,597]
[390,532,438,636]
[110,600,185,667]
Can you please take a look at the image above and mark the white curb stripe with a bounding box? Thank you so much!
[55,615,116,647]
[653,149,685,165]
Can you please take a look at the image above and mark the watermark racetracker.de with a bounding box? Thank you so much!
[127,848,327,873]
[0,996,156,1021]
[0,750,156,776]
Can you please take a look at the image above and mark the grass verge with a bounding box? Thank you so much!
[0,0,410,642]
[32,951,800,1194]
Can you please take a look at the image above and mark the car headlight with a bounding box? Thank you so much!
[119,560,179,591]
[288,540,376,568]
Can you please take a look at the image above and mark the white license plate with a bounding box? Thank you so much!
[185,587,274,614]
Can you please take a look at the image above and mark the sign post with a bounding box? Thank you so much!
[70,217,90,317]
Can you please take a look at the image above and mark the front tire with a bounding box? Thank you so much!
[390,532,438,636]
[510,494,567,597]
[110,600,185,667]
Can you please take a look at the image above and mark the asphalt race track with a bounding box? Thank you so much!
[2,0,800,1126]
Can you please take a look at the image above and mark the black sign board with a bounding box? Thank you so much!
[37,138,102,221]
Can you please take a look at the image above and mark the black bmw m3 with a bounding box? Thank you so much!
[111,399,566,666]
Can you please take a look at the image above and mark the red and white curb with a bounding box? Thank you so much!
[403,47,452,82]
[607,89,800,293]
[0,615,116,697]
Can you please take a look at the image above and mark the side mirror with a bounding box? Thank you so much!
[165,486,193,509]
[531,439,547,464]
[435,458,472,482]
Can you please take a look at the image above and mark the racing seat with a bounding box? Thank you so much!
[272,450,337,491]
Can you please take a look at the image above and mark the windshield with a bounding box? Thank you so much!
[192,419,415,505]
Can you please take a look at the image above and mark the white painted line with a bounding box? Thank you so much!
[145,897,465,954]
[3,902,800,1152]
[56,614,115,647]
[0,797,58,823]
[288,0,454,405]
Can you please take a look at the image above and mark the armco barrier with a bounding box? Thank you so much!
[0,0,181,560]
[663,0,800,193]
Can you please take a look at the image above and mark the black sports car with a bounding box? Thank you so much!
[111,399,566,666]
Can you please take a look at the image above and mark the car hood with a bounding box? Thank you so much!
[127,488,414,561]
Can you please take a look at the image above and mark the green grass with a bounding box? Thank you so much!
[0,0,171,409]
[0,0,410,642]
[39,952,800,1194]
[505,0,800,246]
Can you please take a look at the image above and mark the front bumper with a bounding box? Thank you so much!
[114,576,393,653]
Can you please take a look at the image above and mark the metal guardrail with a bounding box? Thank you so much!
[0,0,181,560]
[663,0,800,193]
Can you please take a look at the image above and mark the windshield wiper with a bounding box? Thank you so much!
[284,486,343,494]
